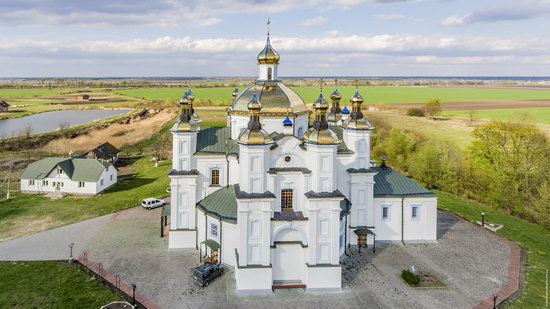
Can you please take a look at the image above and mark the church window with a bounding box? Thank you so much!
[29,180,35,186]
[382,206,389,220]
[78,182,85,188]
[411,206,419,220]
[267,67,272,80]
[57,168,63,175]
[284,156,292,163]
[281,189,293,211]
[211,169,220,185]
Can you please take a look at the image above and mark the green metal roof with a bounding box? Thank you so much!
[201,239,221,251]
[372,167,435,197]
[21,157,110,182]
[354,227,376,236]
[331,126,353,154]
[196,127,238,155]
[196,185,238,223]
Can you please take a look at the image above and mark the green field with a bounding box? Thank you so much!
[0,88,67,98]
[445,107,550,124]
[0,261,122,307]
[438,191,549,308]
[118,86,550,105]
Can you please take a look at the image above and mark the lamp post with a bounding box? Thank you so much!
[493,294,498,308]
[481,212,485,227]
[68,243,74,263]
[131,283,136,306]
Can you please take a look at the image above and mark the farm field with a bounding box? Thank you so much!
[118,86,550,105]
[444,107,550,124]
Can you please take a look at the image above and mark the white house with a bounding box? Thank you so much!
[21,157,117,195]
[167,29,437,293]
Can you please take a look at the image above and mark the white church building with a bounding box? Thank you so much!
[168,29,437,292]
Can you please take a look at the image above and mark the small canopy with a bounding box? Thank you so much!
[354,227,376,237]
[200,239,220,251]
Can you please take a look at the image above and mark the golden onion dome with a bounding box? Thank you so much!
[247,92,262,112]
[179,89,190,105]
[232,87,239,98]
[350,89,364,104]
[238,129,273,145]
[303,127,340,145]
[330,88,342,101]
[257,36,280,65]
[186,88,195,103]
[313,92,329,110]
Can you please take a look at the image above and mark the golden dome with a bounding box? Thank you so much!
[342,88,373,130]
[238,91,273,145]
[230,81,308,115]
[350,89,364,104]
[257,36,280,65]
[303,92,341,145]
[174,88,200,132]
[330,88,342,102]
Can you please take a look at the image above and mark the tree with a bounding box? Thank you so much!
[468,120,550,217]
[424,98,442,119]
[466,110,478,127]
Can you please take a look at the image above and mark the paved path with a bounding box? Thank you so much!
[0,214,111,261]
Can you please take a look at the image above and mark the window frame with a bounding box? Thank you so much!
[210,222,219,238]
[210,169,220,186]
[411,205,420,221]
[281,189,293,211]
[381,205,390,221]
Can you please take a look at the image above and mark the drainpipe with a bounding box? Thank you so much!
[219,220,223,265]
[401,196,406,245]
[344,214,350,257]
[225,155,230,185]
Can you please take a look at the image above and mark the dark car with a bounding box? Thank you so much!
[192,263,224,287]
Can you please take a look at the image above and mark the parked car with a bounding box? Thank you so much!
[192,263,224,287]
[141,198,165,209]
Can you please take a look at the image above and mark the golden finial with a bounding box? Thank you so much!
[319,78,324,93]
[334,78,338,88]
[354,79,359,89]
[267,18,271,36]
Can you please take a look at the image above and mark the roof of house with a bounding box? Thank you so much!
[89,142,120,160]
[196,185,238,223]
[371,166,435,197]
[21,157,111,182]
[0,100,9,107]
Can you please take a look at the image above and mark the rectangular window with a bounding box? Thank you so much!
[382,206,389,220]
[57,168,63,175]
[110,174,113,181]
[281,189,293,211]
[412,206,419,219]
[29,180,35,186]
[100,179,104,186]
[211,169,220,185]
[43,180,48,186]
[78,182,85,188]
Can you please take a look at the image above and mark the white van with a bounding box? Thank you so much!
[141,198,165,209]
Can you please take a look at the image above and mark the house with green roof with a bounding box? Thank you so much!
[20,157,117,195]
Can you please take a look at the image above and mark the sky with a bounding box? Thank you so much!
[1,0,550,77]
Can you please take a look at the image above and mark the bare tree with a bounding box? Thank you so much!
[22,125,33,138]
[466,110,478,127]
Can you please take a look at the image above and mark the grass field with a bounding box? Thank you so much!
[0,261,122,307]
[0,88,67,98]
[445,107,550,124]
[118,86,550,105]
[437,191,550,308]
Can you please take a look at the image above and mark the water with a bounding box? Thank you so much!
[0,109,131,138]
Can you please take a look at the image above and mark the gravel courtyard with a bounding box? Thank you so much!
[83,207,515,309]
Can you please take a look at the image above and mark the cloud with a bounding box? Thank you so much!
[376,14,406,20]
[0,0,434,27]
[442,1,550,26]
[302,16,328,27]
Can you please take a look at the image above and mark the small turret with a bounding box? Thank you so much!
[238,91,273,145]
[327,79,342,124]
[342,84,373,130]
[303,90,340,145]
[176,88,200,132]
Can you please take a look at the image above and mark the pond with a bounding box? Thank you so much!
[0,109,131,139]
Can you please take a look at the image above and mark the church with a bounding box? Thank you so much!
[167,28,437,292]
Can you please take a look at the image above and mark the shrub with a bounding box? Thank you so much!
[401,269,419,286]
[406,108,425,117]
[424,98,442,119]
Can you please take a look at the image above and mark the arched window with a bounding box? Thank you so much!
[281,189,293,211]
[267,67,272,80]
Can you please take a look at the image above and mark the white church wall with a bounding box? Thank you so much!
[195,156,227,200]
[228,155,240,185]
[305,265,341,291]
[373,197,438,243]
[222,221,238,266]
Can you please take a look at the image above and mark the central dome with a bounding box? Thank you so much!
[231,81,308,115]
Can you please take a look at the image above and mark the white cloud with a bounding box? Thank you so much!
[301,16,328,27]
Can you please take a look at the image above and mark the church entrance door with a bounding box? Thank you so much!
[272,244,304,287]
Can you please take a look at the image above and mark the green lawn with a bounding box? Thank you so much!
[445,107,550,124]
[0,261,122,307]
[0,88,67,98]
[437,191,550,308]
[118,86,550,105]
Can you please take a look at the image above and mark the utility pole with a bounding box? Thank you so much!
[546,269,548,307]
